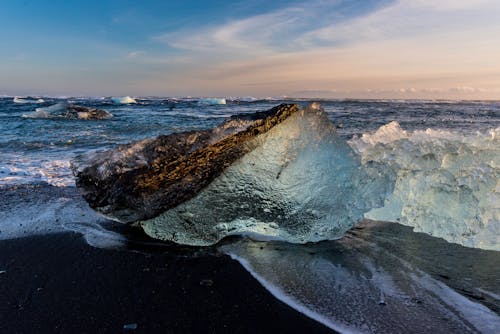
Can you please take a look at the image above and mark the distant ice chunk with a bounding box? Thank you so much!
[22,103,113,120]
[13,96,44,104]
[198,97,227,105]
[112,96,137,104]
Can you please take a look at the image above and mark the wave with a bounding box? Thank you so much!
[0,184,115,244]
[112,96,137,104]
[222,222,500,333]
[0,157,74,187]
[350,121,499,250]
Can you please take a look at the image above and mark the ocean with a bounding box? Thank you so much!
[1,96,499,333]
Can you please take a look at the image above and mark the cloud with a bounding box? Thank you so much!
[126,51,146,59]
[135,0,500,98]
[154,7,305,53]
[155,0,390,54]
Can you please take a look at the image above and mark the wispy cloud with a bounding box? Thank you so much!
[155,0,390,54]
[126,50,146,59]
[144,0,500,98]
[155,6,305,54]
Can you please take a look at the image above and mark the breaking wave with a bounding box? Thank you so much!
[221,222,500,334]
[0,157,74,187]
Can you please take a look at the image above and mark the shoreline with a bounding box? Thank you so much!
[0,232,334,334]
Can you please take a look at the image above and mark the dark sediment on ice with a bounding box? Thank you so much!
[63,104,113,120]
[72,103,299,223]
[24,103,113,120]
[0,232,333,334]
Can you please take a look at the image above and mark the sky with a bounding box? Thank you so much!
[1,0,500,99]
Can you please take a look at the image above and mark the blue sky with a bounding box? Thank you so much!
[1,0,499,98]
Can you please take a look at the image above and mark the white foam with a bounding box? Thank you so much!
[0,156,74,187]
[0,196,97,240]
[0,184,125,249]
[63,222,126,248]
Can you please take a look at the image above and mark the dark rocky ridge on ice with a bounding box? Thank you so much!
[72,104,299,223]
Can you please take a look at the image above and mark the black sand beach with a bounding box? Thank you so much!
[0,232,334,334]
[1,186,499,333]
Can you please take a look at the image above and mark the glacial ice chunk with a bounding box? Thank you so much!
[13,96,44,104]
[22,103,113,120]
[350,123,500,250]
[140,105,388,245]
[198,97,227,105]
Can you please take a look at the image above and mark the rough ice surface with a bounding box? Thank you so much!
[350,121,500,250]
[111,96,137,104]
[140,105,389,246]
[221,221,500,334]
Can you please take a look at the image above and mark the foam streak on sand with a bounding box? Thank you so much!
[221,221,500,334]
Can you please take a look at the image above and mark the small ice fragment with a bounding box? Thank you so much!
[200,279,214,287]
[0,270,6,274]
[123,323,138,330]
[378,292,386,305]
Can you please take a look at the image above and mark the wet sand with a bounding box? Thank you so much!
[0,232,334,334]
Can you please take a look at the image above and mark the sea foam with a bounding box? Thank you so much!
[0,157,74,187]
